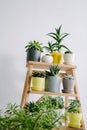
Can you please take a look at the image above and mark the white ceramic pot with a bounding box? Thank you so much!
[42,54,53,63]
[63,53,75,65]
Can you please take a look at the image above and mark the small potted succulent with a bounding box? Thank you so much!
[31,71,45,91]
[45,65,61,92]
[25,40,43,62]
[67,99,82,128]
[45,25,70,64]
[62,74,75,93]
[63,50,75,65]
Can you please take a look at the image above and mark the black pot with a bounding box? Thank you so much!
[26,49,41,62]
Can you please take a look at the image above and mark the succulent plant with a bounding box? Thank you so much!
[25,40,43,52]
[32,71,45,78]
[63,74,74,80]
[47,25,71,52]
[45,65,60,76]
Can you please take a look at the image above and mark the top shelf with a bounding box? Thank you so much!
[26,61,77,71]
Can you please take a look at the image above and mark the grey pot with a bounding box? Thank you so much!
[45,75,61,92]
[27,48,41,62]
[62,78,75,93]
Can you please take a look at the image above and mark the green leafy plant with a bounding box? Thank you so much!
[25,40,43,52]
[67,99,81,113]
[45,65,60,76]
[47,25,71,52]
[39,96,64,109]
[32,71,45,78]
[0,103,65,130]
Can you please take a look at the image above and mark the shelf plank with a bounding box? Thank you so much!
[29,90,78,97]
[26,61,77,71]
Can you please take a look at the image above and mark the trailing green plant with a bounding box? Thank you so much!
[32,71,45,78]
[67,99,81,113]
[47,25,71,52]
[25,40,43,52]
[45,65,60,76]
[39,96,64,109]
[0,103,66,130]
[63,74,74,80]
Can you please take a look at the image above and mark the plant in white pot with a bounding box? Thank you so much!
[31,71,45,91]
[62,74,75,93]
[63,50,75,65]
[45,65,61,92]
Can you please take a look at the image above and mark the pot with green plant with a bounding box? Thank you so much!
[45,65,61,92]
[67,99,82,128]
[62,74,75,93]
[25,40,43,62]
[45,25,71,64]
[63,50,75,65]
[31,71,45,91]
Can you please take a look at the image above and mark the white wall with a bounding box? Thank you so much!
[0,0,87,127]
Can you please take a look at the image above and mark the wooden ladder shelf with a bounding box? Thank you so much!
[21,61,85,130]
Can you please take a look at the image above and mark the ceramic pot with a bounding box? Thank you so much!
[45,75,61,92]
[31,77,45,91]
[42,54,53,63]
[51,52,63,64]
[62,78,75,93]
[63,53,75,65]
[27,48,41,62]
[68,113,82,128]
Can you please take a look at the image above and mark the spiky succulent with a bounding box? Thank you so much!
[32,71,45,78]
[45,65,60,76]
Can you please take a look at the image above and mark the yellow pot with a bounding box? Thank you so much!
[31,77,45,91]
[68,113,82,128]
[51,52,63,64]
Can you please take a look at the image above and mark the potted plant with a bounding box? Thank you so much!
[31,71,45,91]
[25,40,43,62]
[45,65,61,92]
[0,103,66,130]
[63,50,75,65]
[62,74,75,93]
[45,25,71,64]
[67,99,82,128]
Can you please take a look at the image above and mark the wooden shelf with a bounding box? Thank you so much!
[26,61,77,71]
[21,61,85,130]
[29,90,78,97]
